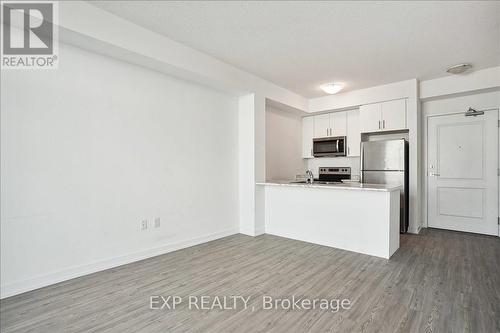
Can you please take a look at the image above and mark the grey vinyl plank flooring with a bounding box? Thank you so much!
[1,228,499,332]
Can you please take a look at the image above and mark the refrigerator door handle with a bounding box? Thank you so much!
[360,143,364,183]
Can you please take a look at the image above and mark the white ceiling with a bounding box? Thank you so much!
[90,1,500,98]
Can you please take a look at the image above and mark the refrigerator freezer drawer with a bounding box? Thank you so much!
[362,170,405,187]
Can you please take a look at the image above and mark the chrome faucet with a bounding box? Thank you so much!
[306,169,314,184]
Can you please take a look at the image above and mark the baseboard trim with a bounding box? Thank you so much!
[1,227,239,299]
[407,225,422,234]
[254,228,265,236]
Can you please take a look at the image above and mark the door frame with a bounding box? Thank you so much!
[421,107,500,237]
[423,106,499,236]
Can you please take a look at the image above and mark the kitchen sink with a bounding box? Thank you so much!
[288,180,342,185]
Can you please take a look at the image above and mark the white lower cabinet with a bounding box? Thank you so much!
[302,116,314,158]
[347,109,360,156]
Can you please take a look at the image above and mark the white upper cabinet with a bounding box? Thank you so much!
[330,111,347,137]
[302,116,314,158]
[359,103,382,133]
[313,113,330,138]
[381,99,406,131]
[303,101,403,158]
[313,111,347,138]
[359,99,407,133]
[346,109,360,157]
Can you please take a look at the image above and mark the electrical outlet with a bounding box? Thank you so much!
[154,217,161,228]
[141,220,148,231]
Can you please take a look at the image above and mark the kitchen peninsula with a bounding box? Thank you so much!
[256,181,401,259]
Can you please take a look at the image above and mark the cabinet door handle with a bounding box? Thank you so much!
[383,120,385,129]
[378,120,381,130]
[347,147,350,155]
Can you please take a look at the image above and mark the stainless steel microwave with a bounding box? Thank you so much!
[313,136,346,157]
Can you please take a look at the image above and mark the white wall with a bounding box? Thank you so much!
[238,94,256,235]
[238,94,266,236]
[421,90,500,116]
[0,43,239,298]
[55,2,307,242]
[53,2,308,244]
[265,107,304,180]
[420,67,500,100]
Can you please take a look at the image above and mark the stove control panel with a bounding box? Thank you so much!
[319,167,351,175]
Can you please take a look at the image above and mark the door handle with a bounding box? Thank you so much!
[429,172,440,177]
[382,120,385,129]
[378,120,381,130]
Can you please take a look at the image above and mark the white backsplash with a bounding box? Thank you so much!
[305,157,360,179]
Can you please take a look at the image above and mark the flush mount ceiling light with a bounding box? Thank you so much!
[320,83,344,94]
[446,63,472,74]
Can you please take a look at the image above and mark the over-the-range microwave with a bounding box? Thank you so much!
[313,136,346,157]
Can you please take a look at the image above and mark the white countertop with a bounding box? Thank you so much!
[256,180,401,192]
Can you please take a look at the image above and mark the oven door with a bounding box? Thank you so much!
[313,137,346,157]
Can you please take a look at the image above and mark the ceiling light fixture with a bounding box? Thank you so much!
[321,83,344,94]
[446,63,472,74]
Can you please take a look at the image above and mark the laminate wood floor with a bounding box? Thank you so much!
[1,228,499,333]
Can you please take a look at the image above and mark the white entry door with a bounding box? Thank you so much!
[428,110,499,236]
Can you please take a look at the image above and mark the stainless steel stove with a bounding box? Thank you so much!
[317,167,351,183]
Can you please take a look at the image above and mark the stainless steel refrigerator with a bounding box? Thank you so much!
[360,139,409,233]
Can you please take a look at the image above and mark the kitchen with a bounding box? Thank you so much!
[262,96,411,258]
[1,2,499,332]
